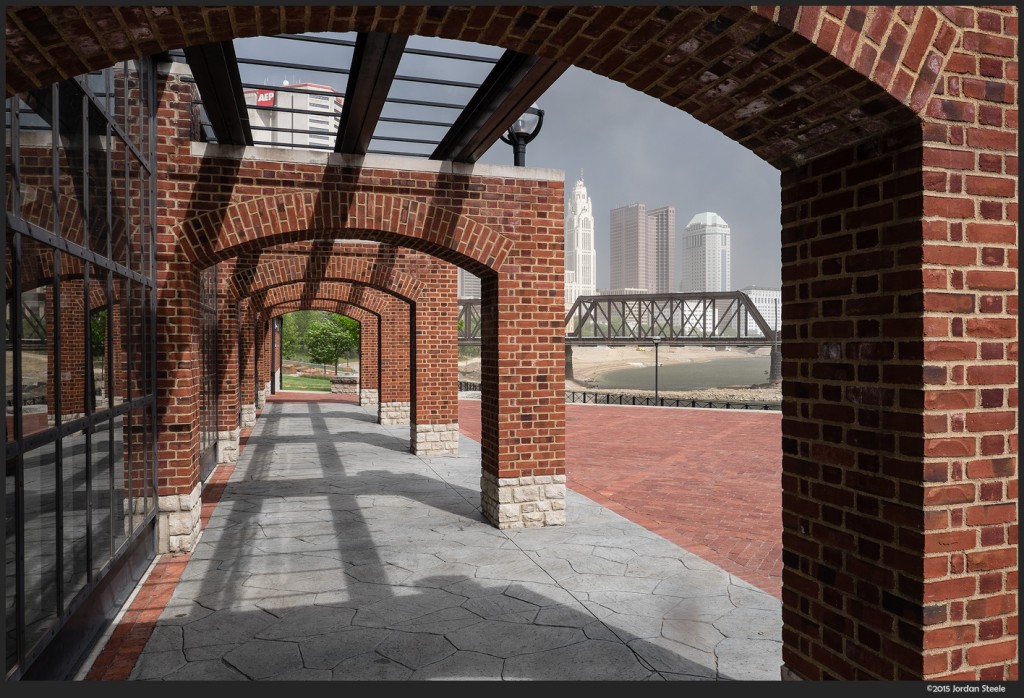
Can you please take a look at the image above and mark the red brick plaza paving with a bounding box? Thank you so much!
[458,400,784,600]
[87,392,782,679]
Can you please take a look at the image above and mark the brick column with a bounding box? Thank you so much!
[359,315,379,408]
[256,315,270,409]
[478,177,567,528]
[154,250,201,554]
[238,300,256,428]
[216,293,240,464]
[410,260,459,456]
[378,297,411,426]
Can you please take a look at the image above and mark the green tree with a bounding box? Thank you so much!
[305,314,359,375]
[280,313,300,359]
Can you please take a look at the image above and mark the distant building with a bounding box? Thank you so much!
[458,268,481,299]
[741,285,781,336]
[244,82,344,149]
[609,202,675,294]
[564,173,597,307]
[609,203,650,293]
[680,211,731,293]
[648,206,675,293]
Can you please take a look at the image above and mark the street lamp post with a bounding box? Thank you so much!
[500,103,544,166]
[647,336,662,404]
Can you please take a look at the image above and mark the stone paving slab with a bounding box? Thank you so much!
[128,399,782,681]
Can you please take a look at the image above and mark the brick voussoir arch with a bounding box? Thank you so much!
[180,190,512,277]
[220,253,425,304]
[249,281,402,317]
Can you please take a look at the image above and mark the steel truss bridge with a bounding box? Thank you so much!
[457,292,779,347]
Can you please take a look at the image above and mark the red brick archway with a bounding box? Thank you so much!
[6,5,1016,681]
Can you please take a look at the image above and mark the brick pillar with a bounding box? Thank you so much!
[478,185,567,528]
[378,297,411,426]
[216,294,240,464]
[359,315,379,407]
[50,278,87,421]
[238,301,256,428]
[410,260,459,456]
[779,114,1018,679]
[154,249,201,554]
[256,315,270,409]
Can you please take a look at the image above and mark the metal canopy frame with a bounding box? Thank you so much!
[183,40,253,146]
[181,31,566,161]
[335,32,408,155]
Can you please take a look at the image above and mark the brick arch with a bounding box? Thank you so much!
[5,5,1017,682]
[182,190,512,277]
[219,244,427,303]
[249,281,402,318]
[6,6,964,168]
[267,301,377,327]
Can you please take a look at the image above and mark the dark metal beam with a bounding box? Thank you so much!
[431,51,568,163]
[183,40,253,146]
[335,32,408,155]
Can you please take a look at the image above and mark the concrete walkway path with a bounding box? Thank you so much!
[98,397,783,681]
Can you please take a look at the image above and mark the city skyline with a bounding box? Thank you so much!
[476,64,783,292]
[235,33,783,293]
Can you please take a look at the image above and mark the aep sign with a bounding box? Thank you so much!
[255,89,276,107]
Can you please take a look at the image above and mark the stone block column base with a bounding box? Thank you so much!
[360,389,379,407]
[240,404,256,429]
[781,665,803,680]
[257,386,268,409]
[480,471,566,529]
[412,423,459,456]
[156,483,202,553]
[379,401,410,425]
[217,428,241,464]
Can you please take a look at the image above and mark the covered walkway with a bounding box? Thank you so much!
[83,394,783,681]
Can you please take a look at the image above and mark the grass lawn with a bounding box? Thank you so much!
[281,374,332,392]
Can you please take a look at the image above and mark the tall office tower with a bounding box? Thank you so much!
[457,268,481,299]
[609,202,653,293]
[564,173,597,307]
[648,206,675,293]
[680,211,731,292]
[244,82,345,149]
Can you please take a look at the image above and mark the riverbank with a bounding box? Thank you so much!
[459,345,782,404]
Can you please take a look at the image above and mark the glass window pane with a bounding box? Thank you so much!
[86,102,109,258]
[125,279,145,403]
[22,441,59,655]
[61,427,89,608]
[89,264,110,414]
[56,257,87,423]
[125,406,150,537]
[110,275,128,407]
[111,135,128,269]
[127,154,145,276]
[14,94,56,231]
[5,230,14,442]
[5,455,16,673]
[56,81,86,249]
[19,237,55,436]
[90,421,112,575]
[110,411,126,554]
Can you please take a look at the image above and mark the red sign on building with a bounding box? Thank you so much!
[255,89,276,107]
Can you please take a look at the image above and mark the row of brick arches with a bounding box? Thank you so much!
[5,5,1017,681]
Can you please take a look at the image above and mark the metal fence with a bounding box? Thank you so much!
[457,382,780,411]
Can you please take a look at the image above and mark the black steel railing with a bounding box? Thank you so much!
[456,382,780,411]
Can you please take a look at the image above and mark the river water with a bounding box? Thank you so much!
[591,354,771,391]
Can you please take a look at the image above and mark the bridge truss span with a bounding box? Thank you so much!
[459,292,779,347]
[564,292,778,347]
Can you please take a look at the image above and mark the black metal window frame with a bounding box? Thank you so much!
[4,58,159,680]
